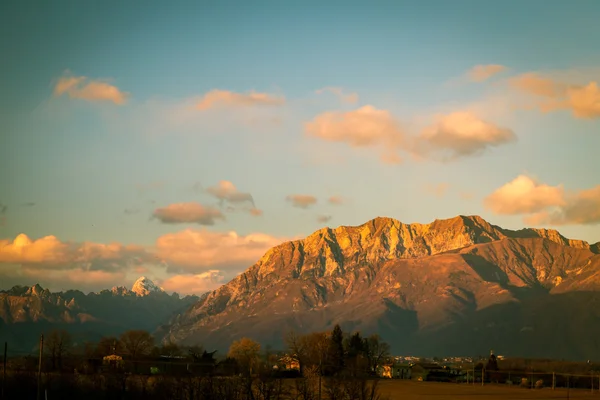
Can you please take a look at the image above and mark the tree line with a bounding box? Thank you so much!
[3,325,391,400]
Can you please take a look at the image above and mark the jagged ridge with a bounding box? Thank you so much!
[162,215,600,360]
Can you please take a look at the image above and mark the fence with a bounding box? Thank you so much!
[463,368,600,391]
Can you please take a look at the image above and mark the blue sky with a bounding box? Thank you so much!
[1,0,599,294]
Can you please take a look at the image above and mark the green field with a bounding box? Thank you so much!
[378,380,598,399]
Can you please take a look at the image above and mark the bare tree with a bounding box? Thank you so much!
[45,329,72,370]
[119,330,154,359]
[96,336,123,356]
[285,331,330,374]
[364,334,391,374]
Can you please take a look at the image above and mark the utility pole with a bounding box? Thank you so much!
[318,357,322,400]
[37,334,44,400]
[2,342,7,400]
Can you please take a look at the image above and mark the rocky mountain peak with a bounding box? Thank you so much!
[25,283,45,297]
[131,276,163,296]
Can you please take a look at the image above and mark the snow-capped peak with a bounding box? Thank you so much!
[131,276,163,296]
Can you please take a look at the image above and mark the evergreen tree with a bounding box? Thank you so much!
[346,332,365,359]
[328,324,344,374]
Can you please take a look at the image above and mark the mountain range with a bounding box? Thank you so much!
[0,277,197,353]
[159,215,600,361]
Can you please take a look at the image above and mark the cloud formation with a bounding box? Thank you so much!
[484,175,600,226]
[467,64,507,82]
[315,87,359,104]
[206,181,254,205]
[54,74,129,105]
[424,183,450,198]
[196,89,285,111]
[160,271,225,295]
[418,111,516,159]
[135,181,165,194]
[206,180,262,216]
[305,105,405,148]
[153,203,225,225]
[306,106,515,162]
[286,194,318,209]
[317,215,332,223]
[328,196,344,205]
[154,229,289,273]
[0,234,151,272]
[484,175,565,215]
[509,73,600,119]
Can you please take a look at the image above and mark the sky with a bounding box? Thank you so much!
[1,0,599,295]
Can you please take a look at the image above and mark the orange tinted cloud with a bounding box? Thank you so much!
[509,73,564,97]
[317,215,332,223]
[468,64,507,82]
[306,106,515,162]
[484,175,565,215]
[418,111,516,159]
[21,268,126,289]
[206,181,254,204]
[525,185,600,226]
[305,105,405,148]
[153,202,224,225]
[154,229,289,273]
[54,74,129,105]
[286,194,318,209]
[160,271,225,295]
[424,183,450,198]
[0,234,151,271]
[328,196,344,205]
[567,82,600,119]
[196,89,285,110]
[315,87,359,104]
[484,175,600,226]
[509,73,600,119]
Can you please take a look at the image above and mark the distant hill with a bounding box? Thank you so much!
[0,277,198,354]
[160,215,600,361]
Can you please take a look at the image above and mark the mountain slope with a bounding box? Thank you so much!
[162,215,600,360]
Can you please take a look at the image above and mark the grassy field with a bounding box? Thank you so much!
[378,380,599,399]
